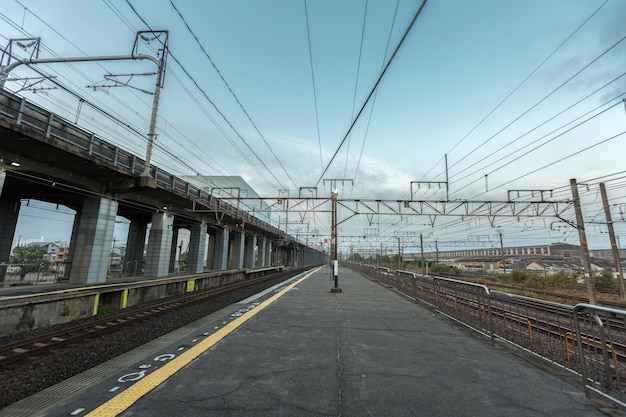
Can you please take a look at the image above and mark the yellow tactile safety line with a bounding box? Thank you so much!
[85,267,320,417]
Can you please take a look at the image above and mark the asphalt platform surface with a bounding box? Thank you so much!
[3,266,622,417]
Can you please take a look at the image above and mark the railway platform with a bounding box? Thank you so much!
[1,266,622,417]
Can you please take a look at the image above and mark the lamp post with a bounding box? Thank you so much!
[0,32,168,187]
[330,188,341,293]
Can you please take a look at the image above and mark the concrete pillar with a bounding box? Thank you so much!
[207,229,216,270]
[267,240,276,266]
[264,239,271,266]
[123,220,147,276]
[0,197,20,282]
[64,211,81,280]
[169,227,180,273]
[213,227,230,271]
[244,234,256,268]
[232,230,245,269]
[187,223,208,274]
[227,233,234,269]
[257,237,266,267]
[69,196,118,284]
[144,212,174,278]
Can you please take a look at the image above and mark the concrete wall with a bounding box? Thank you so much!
[0,266,283,337]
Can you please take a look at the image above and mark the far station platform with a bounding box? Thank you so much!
[1,266,621,417]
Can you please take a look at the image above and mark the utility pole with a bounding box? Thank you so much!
[323,179,352,294]
[570,178,597,304]
[499,228,505,273]
[600,182,626,303]
[0,32,168,187]
[330,187,341,293]
[420,233,424,275]
[397,237,401,270]
[445,153,449,201]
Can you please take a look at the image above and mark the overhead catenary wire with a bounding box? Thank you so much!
[449,95,626,196]
[343,0,369,179]
[448,75,626,185]
[445,34,626,183]
[168,0,299,191]
[315,0,429,187]
[303,0,324,173]
[422,0,610,182]
[124,0,287,192]
[352,0,400,188]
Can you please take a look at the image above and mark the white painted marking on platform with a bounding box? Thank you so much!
[237,276,303,304]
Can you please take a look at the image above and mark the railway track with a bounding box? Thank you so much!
[0,269,302,367]
[362,265,626,404]
[434,273,626,308]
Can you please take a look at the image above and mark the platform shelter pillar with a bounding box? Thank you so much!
[68,196,118,284]
[144,212,174,278]
[187,223,208,274]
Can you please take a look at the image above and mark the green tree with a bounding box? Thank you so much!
[595,267,617,291]
[549,271,576,289]
[9,245,46,280]
[179,251,188,271]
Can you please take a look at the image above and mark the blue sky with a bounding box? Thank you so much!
[1,0,625,253]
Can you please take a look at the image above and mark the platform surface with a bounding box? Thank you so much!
[1,266,620,417]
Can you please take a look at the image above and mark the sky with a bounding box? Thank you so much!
[1,0,626,255]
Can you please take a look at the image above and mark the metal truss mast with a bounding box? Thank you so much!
[205,195,573,227]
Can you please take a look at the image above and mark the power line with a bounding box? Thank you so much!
[315,0,429,186]
[449,95,625,195]
[343,0,369,178]
[125,0,287,192]
[443,0,610,167]
[169,0,298,190]
[303,0,324,173]
[449,75,626,185]
[353,0,400,189]
[447,34,626,176]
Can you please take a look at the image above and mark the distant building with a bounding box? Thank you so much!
[180,175,274,225]
[406,242,622,276]
[27,242,67,263]
[421,242,583,260]
[26,242,68,273]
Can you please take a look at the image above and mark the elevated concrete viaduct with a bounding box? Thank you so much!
[0,89,324,284]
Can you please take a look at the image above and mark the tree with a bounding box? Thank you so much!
[9,245,46,280]
[179,251,188,271]
[595,267,617,291]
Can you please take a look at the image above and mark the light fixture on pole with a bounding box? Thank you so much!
[330,188,342,293]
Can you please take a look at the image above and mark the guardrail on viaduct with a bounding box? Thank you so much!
[0,88,285,238]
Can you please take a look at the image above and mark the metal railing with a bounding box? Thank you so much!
[0,262,65,285]
[349,262,626,409]
[573,304,626,407]
[0,89,287,238]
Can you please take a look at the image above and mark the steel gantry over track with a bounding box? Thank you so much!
[206,192,574,228]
